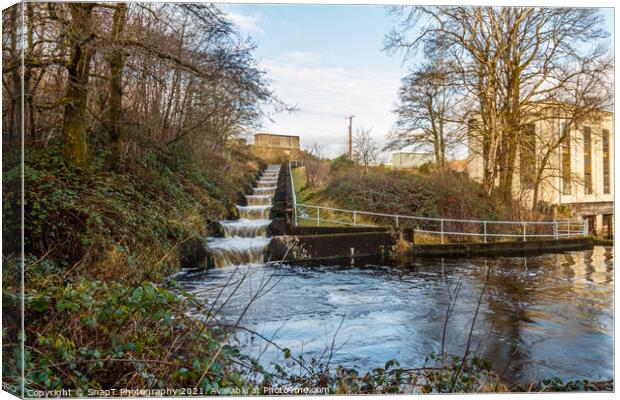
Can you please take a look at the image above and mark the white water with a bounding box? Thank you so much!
[206,165,281,268]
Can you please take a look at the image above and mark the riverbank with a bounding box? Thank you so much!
[2,141,265,392]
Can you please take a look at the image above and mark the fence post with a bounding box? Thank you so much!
[523,222,527,242]
[353,211,357,226]
[440,220,445,244]
[317,208,320,227]
[483,221,487,243]
[583,218,588,237]
[553,221,558,240]
[395,216,399,228]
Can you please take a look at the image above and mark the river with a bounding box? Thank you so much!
[177,246,613,385]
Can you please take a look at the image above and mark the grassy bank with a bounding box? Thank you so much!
[2,141,263,392]
[292,161,508,231]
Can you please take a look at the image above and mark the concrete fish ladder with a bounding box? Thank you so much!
[206,165,281,268]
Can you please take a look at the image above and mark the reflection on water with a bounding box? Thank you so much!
[177,247,613,384]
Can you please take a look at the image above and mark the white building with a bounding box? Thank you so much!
[468,111,613,238]
[391,152,435,169]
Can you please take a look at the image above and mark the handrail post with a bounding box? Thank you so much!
[317,207,320,227]
[395,215,399,228]
[523,222,527,242]
[583,218,588,237]
[553,221,558,240]
[288,161,297,226]
[440,220,445,244]
[353,211,357,226]
[483,221,487,243]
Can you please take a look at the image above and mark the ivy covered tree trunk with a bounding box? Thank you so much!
[61,4,95,167]
[106,3,128,167]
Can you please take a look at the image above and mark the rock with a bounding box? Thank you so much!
[179,237,212,269]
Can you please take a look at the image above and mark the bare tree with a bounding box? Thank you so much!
[386,60,464,170]
[302,143,326,188]
[2,2,282,169]
[353,127,380,170]
[385,6,612,204]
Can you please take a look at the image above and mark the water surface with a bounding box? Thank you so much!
[178,247,613,384]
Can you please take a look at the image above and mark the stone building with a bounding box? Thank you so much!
[468,110,613,238]
[250,133,301,162]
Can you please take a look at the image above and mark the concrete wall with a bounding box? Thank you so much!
[250,133,302,163]
[267,232,396,262]
[403,237,594,259]
[254,133,300,149]
[392,152,435,169]
[468,110,614,237]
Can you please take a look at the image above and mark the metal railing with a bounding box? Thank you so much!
[288,162,588,243]
[288,161,298,225]
[295,204,587,243]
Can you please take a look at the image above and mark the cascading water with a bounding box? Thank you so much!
[206,165,280,268]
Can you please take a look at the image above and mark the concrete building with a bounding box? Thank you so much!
[468,110,613,238]
[391,152,435,169]
[250,133,301,162]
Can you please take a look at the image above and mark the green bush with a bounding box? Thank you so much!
[322,167,504,223]
[3,277,266,392]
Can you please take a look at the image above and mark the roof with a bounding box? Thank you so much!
[393,152,434,156]
[254,133,299,139]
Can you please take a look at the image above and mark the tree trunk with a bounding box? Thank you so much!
[61,3,96,166]
[25,2,35,142]
[106,3,128,166]
[8,5,20,145]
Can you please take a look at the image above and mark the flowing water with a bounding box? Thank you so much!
[178,246,614,384]
[205,165,280,268]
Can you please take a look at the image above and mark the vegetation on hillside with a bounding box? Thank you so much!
[293,156,508,232]
[2,140,262,393]
[323,163,503,222]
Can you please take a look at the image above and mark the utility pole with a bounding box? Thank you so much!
[348,115,354,160]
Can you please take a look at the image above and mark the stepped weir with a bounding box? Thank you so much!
[206,165,280,268]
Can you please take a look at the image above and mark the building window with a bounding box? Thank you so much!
[583,126,592,194]
[585,215,596,236]
[520,123,536,190]
[561,122,571,195]
[603,214,613,239]
[603,129,610,194]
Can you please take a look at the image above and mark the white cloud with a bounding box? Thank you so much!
[279,51,322,64]
[259,56,402,159]
[227,12,264,35]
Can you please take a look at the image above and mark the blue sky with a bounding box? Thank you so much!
[221,3,614,160]
[223,3,405,159]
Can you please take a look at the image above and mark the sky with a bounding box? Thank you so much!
[221,3,615,161]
